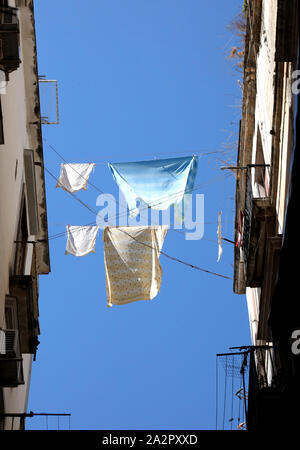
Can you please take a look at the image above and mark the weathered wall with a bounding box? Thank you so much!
[0,0,49,428]
[246,0,296,345]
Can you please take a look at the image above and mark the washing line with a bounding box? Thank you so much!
[42,140,231,232]
[43,146,232,239]
[44,138,232,223]
[44,139,111,196]
[43,138,235,165]
[47,170,232,240]
[45,159,232,242]
[44,166,232,280]
[50,221,234,246]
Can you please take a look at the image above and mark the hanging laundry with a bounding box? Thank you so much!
[56,163,95,193]
[103,225,168,307]
[108,156,198,219]
[236,210,244,248]
[217,211,223,262]
[65,225,99,256]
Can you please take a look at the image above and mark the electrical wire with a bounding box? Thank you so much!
[44,137,232,234]
[47,170,231,240]
[43,138,235,164]
[44,139,129,215]
[44,166,232,280]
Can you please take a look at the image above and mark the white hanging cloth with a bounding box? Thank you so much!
[103,226,168,307]
[217,211,223,262]
[65,225,99,256]
[56,163,95,193]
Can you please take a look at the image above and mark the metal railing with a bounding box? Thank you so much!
[250,345,275,389]
[241,164,271,282]
[216,345,276,430]
[0,412,72,430]
[38,78,59,125]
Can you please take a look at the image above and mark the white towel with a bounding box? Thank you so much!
[56,163,95,193]
[65,225,99,256]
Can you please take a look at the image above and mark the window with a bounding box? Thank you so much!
[14,190,29,275]
[0,2,17,26]
[24,149,39,235]
[0,296,24,388]
[5,296,19,331]
[0,2,20,74]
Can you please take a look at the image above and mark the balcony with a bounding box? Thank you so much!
[246,345,294,430]
[216,345,283,430]
[241,165,276,287]
[0,329,24,387]
[9,275,40,357]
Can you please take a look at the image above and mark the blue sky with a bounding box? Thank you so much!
[27,0,250,430]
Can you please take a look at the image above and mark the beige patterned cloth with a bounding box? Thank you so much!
[103,226,168,307]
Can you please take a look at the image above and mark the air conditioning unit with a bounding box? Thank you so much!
[0,5,21,75]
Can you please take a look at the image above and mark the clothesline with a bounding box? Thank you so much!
[45,140,107,196]
[44,167,232,280]
[45,165,231,240]
[49,141,199,219]
[44,139,233,232]
[43,154,232,238]
[50,219,233,245]
[43,138,234,165]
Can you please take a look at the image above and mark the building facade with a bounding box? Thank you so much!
[233,0,299,429]
[0,0,50,430]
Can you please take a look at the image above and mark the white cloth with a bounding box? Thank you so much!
[103,226,168,307]
[65,225,99,256]
[217,211,223,262]
[56,163,95,193]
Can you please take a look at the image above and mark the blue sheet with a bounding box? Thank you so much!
[109,155,198,218]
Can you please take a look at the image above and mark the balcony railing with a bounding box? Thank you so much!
[246,345,287,430]
[216,345,277,430]
[0,329,24,387]
[240,164,274,287]
[0,411,71,430]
